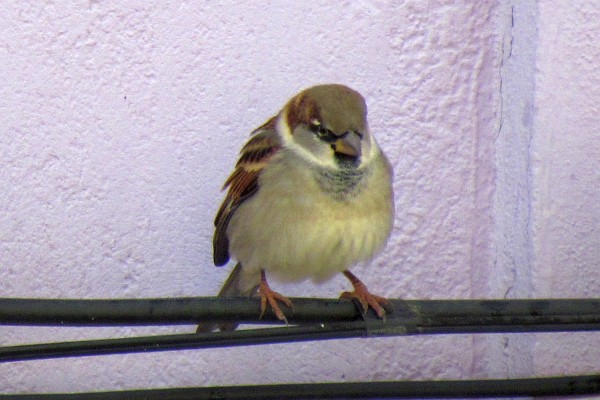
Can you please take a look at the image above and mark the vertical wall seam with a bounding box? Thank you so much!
[494,0,539,379]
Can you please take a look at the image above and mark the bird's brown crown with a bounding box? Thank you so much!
[285,84,368,135]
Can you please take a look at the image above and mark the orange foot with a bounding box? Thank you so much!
[340,270,390,319]
[259,270,294,323]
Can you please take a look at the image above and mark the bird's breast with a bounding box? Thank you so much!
[226,151,394,284]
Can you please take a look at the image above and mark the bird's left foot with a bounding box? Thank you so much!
[341,270,389,319]
[259,270,293,323]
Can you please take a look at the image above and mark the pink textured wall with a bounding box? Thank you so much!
[0,0,598,394]
[531,0,600,376]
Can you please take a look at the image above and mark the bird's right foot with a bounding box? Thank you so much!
[258,270,294,323]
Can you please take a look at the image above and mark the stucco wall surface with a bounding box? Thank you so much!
[531,0,600,376]
[0,0,598,395]
[0,1,499,392]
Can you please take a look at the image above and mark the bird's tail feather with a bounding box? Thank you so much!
[196,263,258,333]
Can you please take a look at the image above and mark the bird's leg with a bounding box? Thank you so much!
[340,270,389,319]
[258,269,294,323]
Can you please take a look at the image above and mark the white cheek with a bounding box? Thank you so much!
[278,119,337,169]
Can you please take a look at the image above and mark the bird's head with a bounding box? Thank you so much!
[278,84,377,170]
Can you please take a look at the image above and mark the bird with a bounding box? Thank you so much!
[198,84,394,332]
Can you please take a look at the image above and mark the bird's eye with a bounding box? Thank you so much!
[309,121,322,133]
[309,121,336,142]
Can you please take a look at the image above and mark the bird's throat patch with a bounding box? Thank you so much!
[314,165,372,201]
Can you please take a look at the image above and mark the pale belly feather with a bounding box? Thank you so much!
[226,151,393,289]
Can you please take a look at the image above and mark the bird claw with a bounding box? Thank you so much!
[259,280,294,323]
[341,270,389,319]
[340,289,389,320]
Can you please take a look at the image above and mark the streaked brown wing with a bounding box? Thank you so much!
[213,119,281,266]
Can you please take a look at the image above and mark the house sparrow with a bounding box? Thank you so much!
[198,84,394,332]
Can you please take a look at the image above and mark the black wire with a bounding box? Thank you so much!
[2,375,600,399]
[0,297,359,326]
[2,298,600,399]
[2,297,600,327]
[1,298,600,362]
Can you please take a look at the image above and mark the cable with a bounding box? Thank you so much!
[1,298,599,362]
[2,375,600,399]
[2,297,600,327]
[2,298,599,398]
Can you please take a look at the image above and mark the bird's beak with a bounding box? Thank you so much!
[333,131,362,158]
